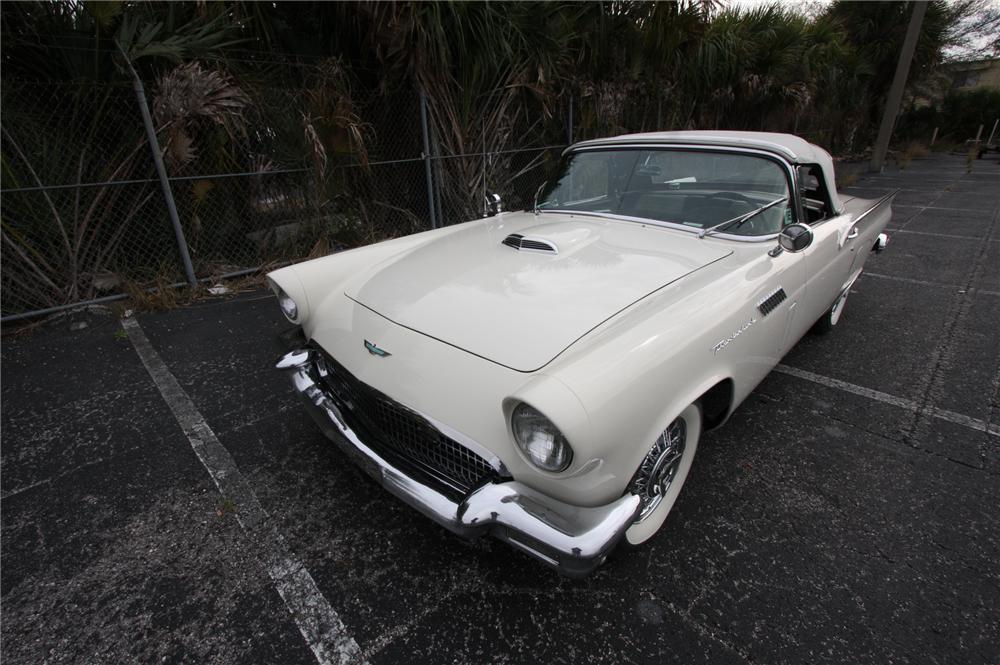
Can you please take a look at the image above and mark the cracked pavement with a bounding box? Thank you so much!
[2,152,999,664]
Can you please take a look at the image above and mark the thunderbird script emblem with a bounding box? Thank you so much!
[364,340,391,357]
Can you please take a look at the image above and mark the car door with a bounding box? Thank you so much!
[791,166,860,335]
[799,212,859,325]
[765,244,809,359]
[703,239,806,389]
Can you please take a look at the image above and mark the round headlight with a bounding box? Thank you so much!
[277,288,298,322]
[511,403,573,472]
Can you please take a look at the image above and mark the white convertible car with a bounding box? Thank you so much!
[269,131,892,577]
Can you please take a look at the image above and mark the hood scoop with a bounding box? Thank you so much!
[502,233,558,254]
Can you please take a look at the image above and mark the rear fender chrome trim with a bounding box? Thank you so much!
[852,190,898,225]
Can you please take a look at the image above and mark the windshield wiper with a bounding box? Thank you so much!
[698,196,788,239]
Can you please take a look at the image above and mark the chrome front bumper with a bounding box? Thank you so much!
[277,348,641,578]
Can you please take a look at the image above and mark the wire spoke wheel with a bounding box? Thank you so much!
[632,419,687,521]
[624,403,701,546]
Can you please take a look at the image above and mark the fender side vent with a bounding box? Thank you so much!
[502,234,558,254]
[757,287,787,317]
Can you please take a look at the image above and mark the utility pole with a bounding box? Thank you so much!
[870,1,927,173]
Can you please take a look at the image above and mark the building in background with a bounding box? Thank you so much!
[907,56,1000,109]
[947,57,1000,92]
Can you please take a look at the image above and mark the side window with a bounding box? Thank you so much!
[799,165,833,224]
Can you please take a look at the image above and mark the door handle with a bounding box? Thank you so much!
[847,227,859,240]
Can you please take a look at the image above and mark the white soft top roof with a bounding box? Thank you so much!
[572,130,842,212]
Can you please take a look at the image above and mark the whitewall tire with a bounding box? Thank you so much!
[624,402,701,546]
[813,286,850,334]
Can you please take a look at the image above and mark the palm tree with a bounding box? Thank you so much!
[0,1,244,312]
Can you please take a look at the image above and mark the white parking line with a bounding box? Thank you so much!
[864,174,991,181]
[893,203,994,213]
[121,317,366,665]
[844,186,949,194]
[862,272,1000,297]
[885,227,1000,243]
[774,364,1000,437]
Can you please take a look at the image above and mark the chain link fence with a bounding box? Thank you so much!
[1,76,567,321]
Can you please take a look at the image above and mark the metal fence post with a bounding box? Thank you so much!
[431,121,444,225]
[117,42,198,287]
[419,88,439,230]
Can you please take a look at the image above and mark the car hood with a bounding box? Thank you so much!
[345,212,732,372]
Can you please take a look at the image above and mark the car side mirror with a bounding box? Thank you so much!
[484,192,502,217]
[770,223,813,256]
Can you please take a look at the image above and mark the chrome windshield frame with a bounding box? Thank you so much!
[535,143,801,243]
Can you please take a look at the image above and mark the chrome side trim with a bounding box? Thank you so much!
[814,189,897,230]
[277,348,641,577]
[852,190,898,225]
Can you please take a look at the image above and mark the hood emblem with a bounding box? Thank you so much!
[364,340,392,357]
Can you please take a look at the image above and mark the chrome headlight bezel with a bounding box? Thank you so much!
[511,402,574,473]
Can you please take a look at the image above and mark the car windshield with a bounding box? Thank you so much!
[536,149,794,236]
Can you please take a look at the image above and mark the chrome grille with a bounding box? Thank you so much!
[314,349,498,497]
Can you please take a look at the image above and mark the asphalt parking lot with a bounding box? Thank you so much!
[3,152,998,665]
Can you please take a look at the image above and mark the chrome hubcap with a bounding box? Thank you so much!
[631,418,687,521]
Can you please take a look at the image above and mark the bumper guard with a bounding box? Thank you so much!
[277,348,641,577]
